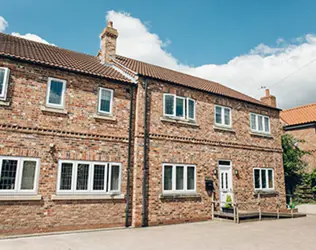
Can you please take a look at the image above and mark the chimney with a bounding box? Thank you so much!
[99,21,118,64]
[260,89,277,108]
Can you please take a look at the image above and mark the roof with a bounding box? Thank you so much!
[0,32,277,109]
[281,103,316,126]
[114,55,276,109]
[0,33,132,83]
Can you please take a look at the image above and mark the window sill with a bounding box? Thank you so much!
[159,193,201,200]
[160,117,199,127]
[0,100,10,106]
[41,106,68,115]
[93,114,117,121]
[250,132,273,139]
[254,190,279,197]
[51,194,125,201]
[213,125,235,133]
[0,195,42,201]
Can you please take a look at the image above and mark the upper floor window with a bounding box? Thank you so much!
[163,163,196,194]
[253,168,274,190]
[98,88,113,115]
[0,156,40,195]
[57,160,121,195]
[163,94,195,120]
[250,113,270,134]
[0,67,10,101]
[46,77,66,109]
[215,105,232,127]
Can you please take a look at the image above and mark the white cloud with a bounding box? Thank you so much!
[11,32,54,46]
[106,11,316,109]
[0,16,54,46]
[0,16,8,32]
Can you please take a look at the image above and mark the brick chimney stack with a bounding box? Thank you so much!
[99,21,118,64]
[260,89,277,108]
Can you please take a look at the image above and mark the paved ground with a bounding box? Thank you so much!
[1,216,316,250]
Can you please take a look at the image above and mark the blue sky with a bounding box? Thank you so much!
[1,0,316,108]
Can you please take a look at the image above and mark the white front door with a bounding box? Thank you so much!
[218,161,233,208]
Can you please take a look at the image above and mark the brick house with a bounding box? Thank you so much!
[281,103,316,172]
[0,21,285,235]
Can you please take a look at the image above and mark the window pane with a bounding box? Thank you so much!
[188,99,195,119]
[60,163,73,190]
[268,170,273,188]
[21,161,36,190]
[264,117,270,132]
[164,165,173,191]
[261,169,267,188]
[219,160,231,166]
[221,172,224,189]
[258,116,263,131]
[176,97,184,117]
[93,165,105,190]
[0,69,5,95]
[215,106,222,124]
[164,95,174,115]
[224,108,230,125]
[76,164,89,190]
[49,80,64,105]
[0,159,18,190]
[254,169,260,189]
[176,166,184,190]
[250,114,256,130]
[110,165,120,191]
[187,167,195,190]
[100,89,112,113]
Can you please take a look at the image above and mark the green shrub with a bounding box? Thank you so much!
[224,195,233,209]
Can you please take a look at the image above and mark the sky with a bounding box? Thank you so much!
[1,0,316,109]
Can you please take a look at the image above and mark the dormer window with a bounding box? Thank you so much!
[46,77,66,109]
[0,67,10,101]
[163,94,195,121]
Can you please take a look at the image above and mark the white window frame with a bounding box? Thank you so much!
[253,168,274,191]
[98,87,113,115]
[46,77,67,109]
[163,93,196,121]
[0,67,10,101]
[250,113,270,134]
[0,156,40,195]
[214,105,232,128]
[162,163,196,194]
[56,160,122,195]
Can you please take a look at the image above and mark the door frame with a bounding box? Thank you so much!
[218,160,233,208]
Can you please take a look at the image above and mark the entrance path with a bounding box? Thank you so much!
[1,216,316,250]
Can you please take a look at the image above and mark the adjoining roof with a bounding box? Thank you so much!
[281,103,316,126]
[0,33,132,83]
[114,55,277,109]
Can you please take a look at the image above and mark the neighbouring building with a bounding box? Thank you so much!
[281,103,316,172]
[0,21,285,235]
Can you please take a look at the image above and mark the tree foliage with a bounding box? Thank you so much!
[282,134,310,194]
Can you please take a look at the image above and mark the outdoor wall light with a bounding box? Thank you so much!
[212,168,217,175]
[234,169,239,176]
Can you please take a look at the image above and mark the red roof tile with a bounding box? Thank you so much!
[0,33,132,83]
[114,55,275,109]
[281,103,316,126]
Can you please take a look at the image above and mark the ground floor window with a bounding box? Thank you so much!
[0,156,40,194]
[253,168,274,190]
[57,160,121,194]
[163,163,196,194]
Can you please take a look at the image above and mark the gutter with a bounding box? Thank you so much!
[125,85,134,227]
[283,121,316,131]
[142,78,149,227]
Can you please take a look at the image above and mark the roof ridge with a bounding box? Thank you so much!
[282,103,316,112]
[0,32,97,60]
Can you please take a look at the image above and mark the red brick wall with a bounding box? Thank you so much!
[0,58,133,235]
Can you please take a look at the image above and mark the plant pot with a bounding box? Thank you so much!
[222,207,234,213]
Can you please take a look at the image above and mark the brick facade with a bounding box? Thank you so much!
[0,56,286,235]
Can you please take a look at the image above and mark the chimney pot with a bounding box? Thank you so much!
[108,21,113,28]
[265,89,270,97]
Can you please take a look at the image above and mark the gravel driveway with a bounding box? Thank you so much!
[1,216,315,250]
